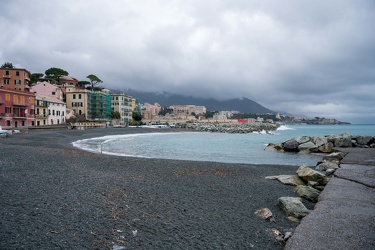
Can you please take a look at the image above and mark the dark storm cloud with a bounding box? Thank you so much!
[1,0,374,123]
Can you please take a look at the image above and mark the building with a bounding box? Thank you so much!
[65,85,112,122]
[31,81,64,101]
[0,89,35,128]
[65,85,90,119]
[0,67,31,92]
[89,89,111,121]
[170,105,206,116]
[35,94,66,126]
[143,103,161,119]
[58,76,79,87]
[111,93,133,125]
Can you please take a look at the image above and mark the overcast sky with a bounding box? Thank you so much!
[1,0,375,123]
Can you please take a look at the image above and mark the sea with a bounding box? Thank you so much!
[72,124,375,166]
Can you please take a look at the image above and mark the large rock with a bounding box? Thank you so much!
[265,175,305,186]
[312,136,328,147]
[294,185,321,202]
[323,152,346,162]
[294,136,311,144]
[283,140,299,152]
[334,137,352,147]
[316,161,339,171]
[278,197,309,219]
[355,136,374,146]
[298,142,318,153]
[318,142,334,153]
[296,166,329,185]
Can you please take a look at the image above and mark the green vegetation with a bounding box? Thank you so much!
[1,62,14,68]
[86,74,103,90]
[45,67,69,83]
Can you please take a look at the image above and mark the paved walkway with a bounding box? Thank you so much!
[285,148,375,250]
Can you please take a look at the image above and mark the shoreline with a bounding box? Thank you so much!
[1,127,310,249]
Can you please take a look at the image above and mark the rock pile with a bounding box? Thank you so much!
[265,132,375,153]
[175,122,278,133]
[266,149,348,222]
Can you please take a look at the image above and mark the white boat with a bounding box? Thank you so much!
[0,126,9,137]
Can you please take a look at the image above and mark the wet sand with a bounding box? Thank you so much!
[0,128,308,249]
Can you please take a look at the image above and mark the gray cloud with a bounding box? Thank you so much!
[1,0,375,123]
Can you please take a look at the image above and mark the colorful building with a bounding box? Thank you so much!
[0,67,31,92]
[0,89,35,128]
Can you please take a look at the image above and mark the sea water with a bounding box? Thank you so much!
[72,124,375,166]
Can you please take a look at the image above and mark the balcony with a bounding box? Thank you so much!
[3,75,11,78]
[12,101,30,106]
[36,114,48,119]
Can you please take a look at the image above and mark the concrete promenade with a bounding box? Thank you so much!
[285,148,375,250]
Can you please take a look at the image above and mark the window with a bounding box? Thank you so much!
[14,80,21,85]
[79,94,81,99]
[4,79,9,85]
[52,91,56,95]
[5,94,10,101]
[5,107,11,113]
[16,71,20,76]
[5,71,9,75]
[73,94,76,99]
[52,110,55,116]
[62,111,64,116]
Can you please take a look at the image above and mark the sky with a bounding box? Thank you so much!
[1,0,375,124]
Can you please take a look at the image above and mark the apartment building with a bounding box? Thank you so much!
[65,85,111,121]
[31,81,64,101]
[111,93,133,125]
[89,88,111,121]
[65,85,90,119]
[35,94,66,125]
[0,67,31,92]
[143,103,161,119]
[170,105,206,115]
[0,89,35,128]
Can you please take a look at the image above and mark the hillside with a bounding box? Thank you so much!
[115,89,276,114]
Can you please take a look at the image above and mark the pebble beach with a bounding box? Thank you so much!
[0,128,312,249]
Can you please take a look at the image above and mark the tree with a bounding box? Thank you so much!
[132,112,143,121]
[45,67,69,83]
[78,80,90,88]
[86,74,103,90]
[111,111,121,119]
[30,73,44,85]
[1,62,15,68]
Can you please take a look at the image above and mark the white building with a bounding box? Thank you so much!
[111,93,133,125]
[35,94,66,125]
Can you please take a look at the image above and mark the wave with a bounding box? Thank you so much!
[277,125,295,131]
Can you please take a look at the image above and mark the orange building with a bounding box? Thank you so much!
[0,89,35,128]
[0,67,35,128]
[0,67,31,92]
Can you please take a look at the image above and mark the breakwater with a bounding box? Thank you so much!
[174,122,278,133]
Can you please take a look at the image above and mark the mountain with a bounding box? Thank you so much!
[113,89,276,114]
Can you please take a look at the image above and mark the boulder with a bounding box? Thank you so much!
[334,137,352,147]
[296,166,329,185]
[316,161,339,171]
[323,152,346,162]
[264,143,283,151]
[278,197,309,219]
[318,142,334,153]
[312,136,328,147]
[283,140,299,152]
[298,142,318,153]
[294,136,311,144]
[265,175,305,186]
[355,136,374,146]
[294,185,321,202]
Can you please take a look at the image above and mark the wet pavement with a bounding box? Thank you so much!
[285,148,375,250]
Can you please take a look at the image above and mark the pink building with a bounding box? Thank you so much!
[31,82,64,101]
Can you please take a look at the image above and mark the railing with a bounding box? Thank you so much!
[12,101,30,106]
[36,114,48,118]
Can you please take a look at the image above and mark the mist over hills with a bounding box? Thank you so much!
[114,89,276,114]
